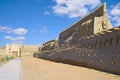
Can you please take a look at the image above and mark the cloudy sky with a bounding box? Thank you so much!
[0,0,120,46]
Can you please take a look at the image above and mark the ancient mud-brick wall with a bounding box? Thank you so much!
[22,45,40,56]
[34,3,120,74]
[59,3,112,48]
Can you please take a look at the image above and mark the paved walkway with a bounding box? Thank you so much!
[22,56,120,80]
[0,58,21,80]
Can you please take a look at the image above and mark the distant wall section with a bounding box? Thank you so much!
[22,45,40,56]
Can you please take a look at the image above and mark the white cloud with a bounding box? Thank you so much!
[111,9,120,16]
[14,28,28,35]
[39,27,49,34]
[0,25,28,35]
[12,41,24,44]
[4,36,25,41]
[4,36,12,39]
[11,37,25,41]
[111,3,120,16]
[52,0,101,18]
[4,36,25,43]
[108,3,120,27]
[1,25,28,44]
[44,11,50,15]
[0,25,12,33]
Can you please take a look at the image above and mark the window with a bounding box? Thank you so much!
[88,42,91,48]
[90,42,93,48]
[83,43,86,48]
[95,40,98,47]
[104,39,108,46]
[109,38,113,45]
[87,42,90,48]
[99,40,101,47]
[96,40,100,47]
[112,61,115,65]
[104,38,113,46]
[116,36,120,44]
[95,40,102,48]
[81,43,84,49]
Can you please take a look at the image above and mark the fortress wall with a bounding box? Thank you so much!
[38,3,112,50]
[34,3,120,74]
[59,3,112,48]
[22,45,40,52]
[35,26,120,74]
[22,45,40,56]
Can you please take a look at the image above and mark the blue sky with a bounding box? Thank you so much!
[0,0,120,46]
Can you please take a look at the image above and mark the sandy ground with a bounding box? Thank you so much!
[21,56,120,80]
